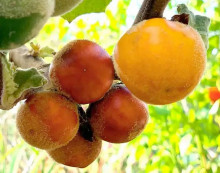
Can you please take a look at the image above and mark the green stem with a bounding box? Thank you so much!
[133,0,171,25]
[194,134,208,171]
[164,116,182,172]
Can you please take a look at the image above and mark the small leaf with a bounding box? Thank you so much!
[14,68,46,94]
[177,4,210,49]
[62,0,112,22]
[39,46,55,58]
[0,54,47,110]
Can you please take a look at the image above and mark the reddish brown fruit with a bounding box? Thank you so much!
[16,92,79,150]
[208,87,220,103]
[47,133,102,168]
[49,40,114,104]
[88,84,149,143]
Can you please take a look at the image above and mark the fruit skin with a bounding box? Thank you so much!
[16,91,79,150]
[53,0,83,16]
[49,40,114,104]
[89,84,149,143]
[208,87,220,103]
[113,18,206,105]
[0,0,54,50]
[47,133,102,168]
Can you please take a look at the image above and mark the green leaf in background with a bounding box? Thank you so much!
[177,4,210,49]
[62,0,112,22]
[0,53,47,110]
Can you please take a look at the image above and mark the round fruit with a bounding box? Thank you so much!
[53,0,82,16]
[88,84,149,143]
[16,91,79,150]
[0,0,54,50]
[49,40,114,104]
[113,18,206,105]
[48,133,102,168]
[208,87,220,103]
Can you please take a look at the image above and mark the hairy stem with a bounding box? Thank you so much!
[133,0,170,25]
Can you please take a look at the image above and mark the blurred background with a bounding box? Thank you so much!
[0,0,220,172]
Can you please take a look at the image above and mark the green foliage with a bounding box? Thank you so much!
[0,54,47,110]
[62,0,112,22]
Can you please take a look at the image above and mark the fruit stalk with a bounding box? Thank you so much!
[133,0,170,25]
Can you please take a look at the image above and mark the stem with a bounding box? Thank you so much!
[195,135,208,171]
[133,0,170,25]
[171,13,189,24]
[164,116,182,172]
[9,46,45,69]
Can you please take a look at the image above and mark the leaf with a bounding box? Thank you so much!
[39,46,55,58]
[0,54,47,110]
[177,4,210,49]
[62,0,112,22]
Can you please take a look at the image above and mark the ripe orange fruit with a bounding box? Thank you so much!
[16,92,79,150]
[113,18,206,105]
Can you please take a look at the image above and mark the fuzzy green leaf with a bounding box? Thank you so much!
[0,54,47,110]
[177,4,210,49]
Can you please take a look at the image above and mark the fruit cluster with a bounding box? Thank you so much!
[16,17,206,168]
[17,39,149,168]
[0,0,208,169]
